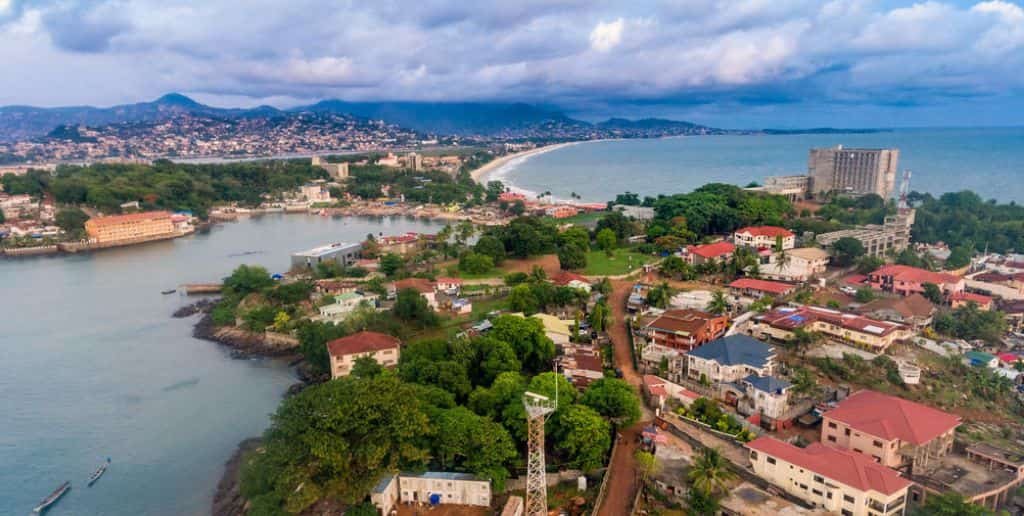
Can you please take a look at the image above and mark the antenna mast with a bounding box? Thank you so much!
[523,368,559,516]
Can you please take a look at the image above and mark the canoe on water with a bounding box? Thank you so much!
[33,481,70,513]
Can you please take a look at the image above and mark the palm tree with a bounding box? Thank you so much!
[529,265,547,283]
[706,290,729,315]
[455,220,475,247]
[647,281,674,309]
[688,447,737,496]
[774,235,792,273]
[635,450,660,486]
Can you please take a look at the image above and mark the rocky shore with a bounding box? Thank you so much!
[212,437,261,516]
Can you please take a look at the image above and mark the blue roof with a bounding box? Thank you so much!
[688,335,774,368]
[743,374,792,394]
[402,471,482,481]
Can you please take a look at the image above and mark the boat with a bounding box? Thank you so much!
[161,289,177,295]
[33,481,70,513]
[87,458,111,486]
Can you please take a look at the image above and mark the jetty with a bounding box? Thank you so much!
[182,283,223,295]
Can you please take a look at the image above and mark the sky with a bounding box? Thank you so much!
[0,0,1022,128]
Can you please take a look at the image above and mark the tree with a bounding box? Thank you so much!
[351,355,382,378]
[379,253,404,277]
[688,447,737,496]
[558,226,591,252]
[790,367,818,397]
[855,287,875,303]
[831,237,866,267]
[856,255,885,274]
[558,243,587,270]
[432,406,517,488]
[392,288,439,328]
[472,337,521,386]
[553,405,611,472]
[596,228,617,256]
[490,315,556,373]
[507,284,540,315]
[661,256,695,280]
[646,281,674,309]
[595,210,635,240]
[581,378,641,428]
[589,302,608,333]
[272,311,291,331]
[509,200,526,216]
[459,251,494,274]
[223,264,274,296]
[485,180,505,202]
[473,235,506,265]
[455,220,476,247]
[0,209,4,224]
[922,282,944,304]
[706,290,729,315]
[910,491,994,516]
[790,328,822,357]
[686,487,721,516]
[945,246,973,269]
[55,207,90,234]
[634,450,660,485]
[529,264,548,283]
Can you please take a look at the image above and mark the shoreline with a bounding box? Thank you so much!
[470,141,582,184]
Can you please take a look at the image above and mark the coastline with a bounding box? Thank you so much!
[470,141,581,184]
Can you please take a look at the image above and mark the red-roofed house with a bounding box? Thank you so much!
[868,265,965,298]
[552,271,592,292]
[640,309,730,352]
[822,390,961,469]
[729,278,797,298]
[733,226,795,250]
[642,375,700,412]
[435,277,463,294]
[950,291,994,311]
[747,437,911,516]
[327,331,402,379]
[754,306,912,352]
[683,241,735,265]
[997,352,1023,367]
[389,278,438,310]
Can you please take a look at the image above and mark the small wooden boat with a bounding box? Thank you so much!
[161,289,177,295]
[33,481,70,513]
[87,458,111,487]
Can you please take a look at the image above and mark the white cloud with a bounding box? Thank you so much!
[589,18,623,52]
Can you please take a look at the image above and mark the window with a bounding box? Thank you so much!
[828,421,838,429]
[842,510,853,516]
[812,489,823,496]
[845,428,851,436]
[750,451,759,460]
[767,457,776,465]
[843,494,855,503]
[814,475,824,484]
[799,484,808,490]
[873,440,883,448]
[828,435,837,442]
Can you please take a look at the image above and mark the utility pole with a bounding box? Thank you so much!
[523,370,558,516]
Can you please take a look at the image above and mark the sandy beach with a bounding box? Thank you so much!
[470,142,580,184]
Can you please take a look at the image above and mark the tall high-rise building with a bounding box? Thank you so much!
[808,146,899,198]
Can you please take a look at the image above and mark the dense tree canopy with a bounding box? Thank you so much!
[651,184,793,237]
[910,190,1024,254]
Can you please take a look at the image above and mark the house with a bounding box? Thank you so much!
[627,283,650,312]
[449,298,472,315]
[821,390,960,468]
[683,241,735,265]
[867,265,965,298]
[856,294,935,329]
[747,437,912,516]
[318,292,378,322]
[390,278,438,309]
[950,291,993,311]
[758,247,830,282]
[314,279,359,297]
[643,375,700,413]
[964,350,998,368]
[435,277,463,295]
[552,271,592,292]
[561,351,604,388]
[753,306,912,353]
[640,309,730,352]
[686,334,777,384]
[291,242,362,270]
[546,205,580,219]
[733,226,795,250]
[326,331,401,379]
[997,352,1023,368]
[372,472,491,512]
[729,278,797,298]
[737,375,793,423]
[528,313,573,345]
[640,343,687,383]
[376,232,428,256]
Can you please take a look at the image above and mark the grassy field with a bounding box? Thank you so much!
[544,210,608,226]
[583,248,654,276]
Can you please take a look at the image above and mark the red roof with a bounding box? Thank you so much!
[735,226,794,238]
[824,390,960,445]
[950,292,992,305]
[844,274,868,286]
[327,331,401,357]
[553,271,590,286]
[687,241,735,259]
[86,210,172,227]
[870,265,960,286]
[729,278,796,295]
[759,306,906,337]
[392,278,435,293]
[747,437,911,495]
[997,352,1022,364]
[435,277,463,285]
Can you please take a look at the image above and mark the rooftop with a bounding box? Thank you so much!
[857,293,935,319]
[687,241,735,258]
[85,210,172,227]
[870,264,961,286]
[950,292,993,305]
[824,390,960,445]
[759,306,906,337]
[743,374,792,394]
[730,278,796,295]
[326,331,401,357]
[688,335,775,368]
[747,437,911,495]
[293,241,360,258]
[392,277,435,293]
[735,226,795,238]
[787,247,830,261]
[644,309,725,336]
[552,270,591,286]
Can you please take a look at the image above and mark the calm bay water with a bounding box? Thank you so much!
[489,128,1024,203]
[0,214,442,516]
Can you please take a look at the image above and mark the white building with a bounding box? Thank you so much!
[317,292,377,322]
[686,335,777,384]
[373,472,491,507]
[737,375,793,420]
[758,247,830,282]
[733,226,795,250]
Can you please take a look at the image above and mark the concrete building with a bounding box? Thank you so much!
[613,204,656,221]
[867,265,965,298]
[317,292,378,322]
[737,375,793,421]
[326,331,401,379]
[686,334,777,384]
[729,278,797,299]
[682,241,735,266]
[405,152,423,172]
[551,271,592,292]
[747,437,912,516]
[372,472,491,513]
[758,247,830,282]
[640,309,730,352]
[753,306,912,353]
[300,182,331,203]
[855,294,935,329]
[951,291,994,311]
[311,155,349,179]
[734,226,795,250]
[291,242,362,270]
[808,146,899,198]
[822,390,960,469]
[753,175,811,201]
[84,211,177,245]
[390,278,438,310]
[816,211,915,258]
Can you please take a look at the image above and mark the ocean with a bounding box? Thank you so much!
[484,127,1024,203]
[0,214,443,516]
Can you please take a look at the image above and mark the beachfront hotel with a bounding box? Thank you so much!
[808,146,900,198]
[84,211,177,245]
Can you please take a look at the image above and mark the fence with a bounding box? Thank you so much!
[590,437,619,515]
[504,469,586,492]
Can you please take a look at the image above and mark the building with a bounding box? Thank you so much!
[816,211,915,258]
[291,242,362,270]
[84,211,177,245]
[737,375,793,422]
[375,232,429,256]
[747,437,912,516]
[729,278,797,299]
[758,247,830,282]
[808,146,900,198]
[501,495,525,516]
[405,152,423,172]
[561,351,604,388]
[311,155,349,179]
[613,204,655,221]
[526,313,573,345]
[434,277,463,295]
[754,305,913,353]
[822,390,960,469]
[867,265,965,298]
[317,292,378,322]
[552,271,592,292]
[326,331,401,379]
[682,241,735,265]
[855,294,935,329]
[749,175,811,201]
[640,309,730,352]
[300,182,331,203]
[686,334,777,384]
[390,278,438,310]
[950,291,994,311]
[545,205,580,219]
[733,226,795,250]
[313,279,359,297]
[372,472,491,513]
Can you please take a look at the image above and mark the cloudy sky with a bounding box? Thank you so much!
[1,0,1022,128]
